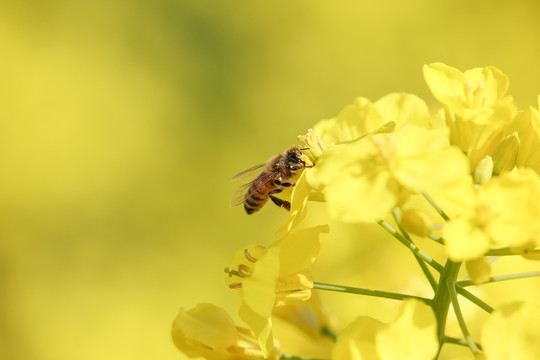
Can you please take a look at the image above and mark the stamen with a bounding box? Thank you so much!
[463,79,473,102]
[228,283,242,289]
[316,134,326,151]
[373,135,397,171]
[237,263,250,277]
[244,249,258,263]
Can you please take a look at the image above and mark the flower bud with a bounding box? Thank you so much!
[400,209,432,237]
[513,241,540,260]
[492,132,519,175]
[473,156,493,185]
[465,257,491,285]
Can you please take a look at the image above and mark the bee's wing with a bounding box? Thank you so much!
[229,164,274,207]
[230,163,266,181]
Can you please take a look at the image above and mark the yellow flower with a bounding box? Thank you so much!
[279,94,425,233]
[482,301,540,360]
[443,169,540,261]
[424,63,517,171]
[313,93,432,146]
[225,225,329,356]
[332,299,438,360]
[423,62,514,125]
[308,125,469,222]
[441,106,506,171]
[273,291,337,341]
[171,303,279,360]
[332,316,384,360]
[516,104,540,175]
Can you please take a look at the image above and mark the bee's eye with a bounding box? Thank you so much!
[290,155,300,162]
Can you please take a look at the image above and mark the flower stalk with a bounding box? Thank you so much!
[431,260,462,342]
[313,281,432,306]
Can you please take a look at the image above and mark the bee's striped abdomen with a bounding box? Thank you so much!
[244,184,270,214]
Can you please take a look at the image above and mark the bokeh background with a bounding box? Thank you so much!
[2,1,540,359]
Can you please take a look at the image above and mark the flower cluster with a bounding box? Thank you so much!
[172,63,540,359]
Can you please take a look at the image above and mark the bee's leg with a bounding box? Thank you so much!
[269,188,291,211]
[274,180,295,187]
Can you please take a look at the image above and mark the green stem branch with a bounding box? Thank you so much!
[313,282,432,306]
[455,285,494,314]
[428,233,444,245]
[442,336,483,350]
[432,260,461,342]
[457,271,540,287]
[377,219,443,272]
[422,192,450,221]
[447,281,481,355]
[485,247,540,256]
[392,209,437,290]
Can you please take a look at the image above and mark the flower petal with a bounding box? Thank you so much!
[423,63,466,105]
[482,302,540,360]
[376,300,438,360]
[313,96,385,145]
[277,171,311,238]
[239,302,275,358]
[172,304,238,358]
[375,93,432,129]
[273,225,329,276]
[443,218,490,261]
[332,316,385,360]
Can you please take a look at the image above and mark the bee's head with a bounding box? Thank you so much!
[285,147,310,171]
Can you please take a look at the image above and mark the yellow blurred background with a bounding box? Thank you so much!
[1,1,540,359]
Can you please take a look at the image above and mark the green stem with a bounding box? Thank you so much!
[422,192,450,221]
[455,285,494,314]
[485,247,540,256]
[280,355,326,360]
[313,282,432,306]
[392,209,437,291]
[442,336,483,350]
[457,270,540,287]
[377,219,443,272]
[447,281,481,355]
[428,233,444,245]
[432,260,461,342]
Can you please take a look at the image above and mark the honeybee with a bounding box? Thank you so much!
[230,146,311,214]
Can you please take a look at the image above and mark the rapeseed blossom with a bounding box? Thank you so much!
[173,64,540,360]
[225,225,329,356]
[331,300,438,360]
[443,169,540,261]
[171,303,279,360]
